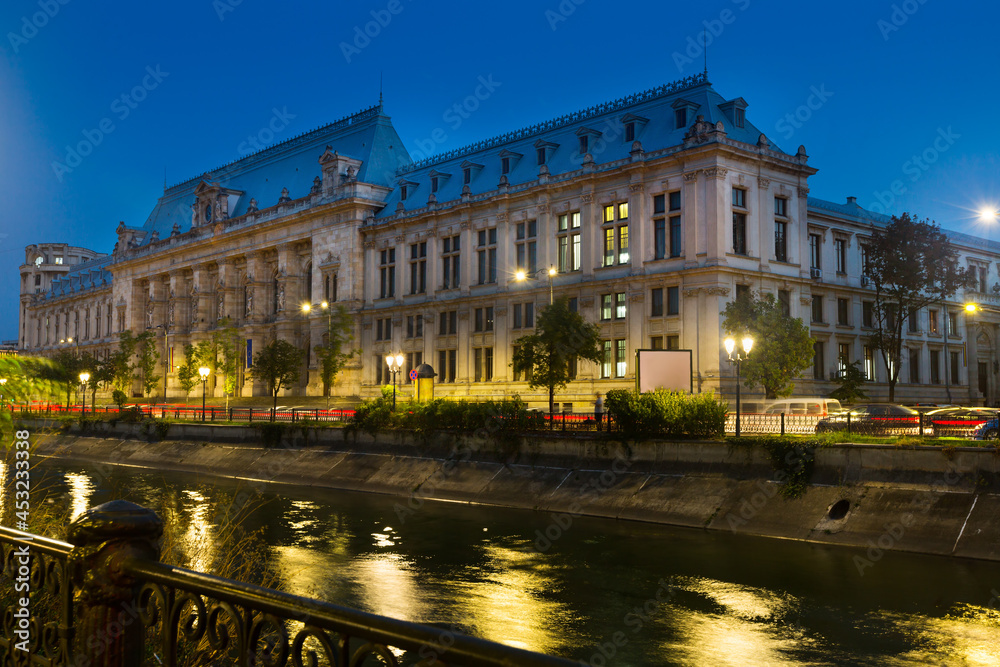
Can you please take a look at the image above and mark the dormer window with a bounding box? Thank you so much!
[620,114,649,143]
[401,184,409,200]
[534,140,558,166]
[672,98,699,130]
[719,98,749,130]
[498,150,522,176]
[576,127,602,155]
[460,160,484,186]
[431,176,439,193]
[205,204,212,223]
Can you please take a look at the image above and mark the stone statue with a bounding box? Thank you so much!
[276,283,285,312]
[168,301,175,326]
[145,302,154,328]
[217,291,225,320]
[245,285,254,317]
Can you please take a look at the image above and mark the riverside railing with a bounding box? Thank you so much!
[0,500,577,667]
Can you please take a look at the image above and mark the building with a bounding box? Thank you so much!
[18,73,999,406]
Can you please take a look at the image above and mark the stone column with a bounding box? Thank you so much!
[683,170,701,269]
[68,500,163,667]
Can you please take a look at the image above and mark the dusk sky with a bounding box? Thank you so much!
[2,0,998,342]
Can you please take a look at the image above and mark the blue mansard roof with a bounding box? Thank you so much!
[45,255,113,300]
[377,73,784,218]
[808,196,1000,253]
[136,104,412,246]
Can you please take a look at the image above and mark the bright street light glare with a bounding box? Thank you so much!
[724,337,735,356]
[966,303,978,313]
[515,270,526,281]
[198,366,211,378]
[301,303,311,313]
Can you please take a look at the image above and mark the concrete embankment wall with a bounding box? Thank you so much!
[23,419,1000,563]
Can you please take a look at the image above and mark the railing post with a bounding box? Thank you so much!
[919,412,924,437]
[780,412,785,436]
[847,412,851,434]
[68,500,163,666]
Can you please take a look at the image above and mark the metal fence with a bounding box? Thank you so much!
[9,402,356,423]
[0,501,576,666]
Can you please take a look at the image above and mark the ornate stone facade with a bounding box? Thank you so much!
[18,78,1000,405]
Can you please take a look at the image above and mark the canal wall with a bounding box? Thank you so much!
[23,419,1000,563]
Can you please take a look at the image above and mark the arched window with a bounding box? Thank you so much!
[303,263,313,303]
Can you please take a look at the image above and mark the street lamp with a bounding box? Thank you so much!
[60,337,79,357]
[199,366,211,422]
[385,353,404,410]
[514,266,557,305]
[302,301,334,410]
[724,335,754,437]
[79,372,90,416]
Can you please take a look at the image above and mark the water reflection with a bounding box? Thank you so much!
[21,463,1000,665]
[63,472,95,522]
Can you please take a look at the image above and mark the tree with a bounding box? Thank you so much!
[829,360,869,404]
[214,322,245,410]
[510,297,602,415]
[721,292,815,399]
[49,350,83,409]
[106,331,140,396]
[249,339,304,416]
[865,213,974,401]
[77,352,102,407]
[176,343,209,396]
[315,304,358,397]
[135,330,160,401]
[0,356,59,433]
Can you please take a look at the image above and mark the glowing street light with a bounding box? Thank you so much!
[79,372,90,416]
[724,335,754,437]
[198,366,211,422]
[514,266,558,305]
[385,353,405,410]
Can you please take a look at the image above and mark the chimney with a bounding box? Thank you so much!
[847,196,857,205]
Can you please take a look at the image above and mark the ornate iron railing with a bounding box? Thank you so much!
[0,501,577,667]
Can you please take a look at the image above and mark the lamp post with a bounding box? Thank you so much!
[79,372,90,416]
[199,366,211,422]
[514,266,557,305]
[724,335,754,437]
[60,337,79,357]
[385,353,404,410]
[302,301,334,410]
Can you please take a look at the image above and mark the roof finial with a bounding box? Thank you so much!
[379,71,383,107]
[704,32,708,79]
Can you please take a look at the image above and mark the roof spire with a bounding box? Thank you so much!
[379,71,383,108]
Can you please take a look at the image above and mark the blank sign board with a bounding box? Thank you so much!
[636,349,693,393]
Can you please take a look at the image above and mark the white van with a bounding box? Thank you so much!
[762,398,842,417]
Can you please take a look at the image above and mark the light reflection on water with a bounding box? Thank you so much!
[18,465,1000,665]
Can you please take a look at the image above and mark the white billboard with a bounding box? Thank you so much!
[636,349,693,393]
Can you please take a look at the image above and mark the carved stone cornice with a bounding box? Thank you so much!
[629,183,645,193]
[704,167,728,180]
[683,288,700,297]
[581,193,594,204]
[705,287,730,296]
[800,296,812,306]
[363,240,376,249]
[496,213,509,223]
[798,186,810,198]
[683,170,700,182]
[758,177,771,189]
[460,221,471,230]
[394,235,405,244]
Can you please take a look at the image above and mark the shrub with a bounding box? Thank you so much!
[605,389,727,439]
[112,389,128,408]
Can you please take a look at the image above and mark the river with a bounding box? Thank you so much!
[16,461,1000,666]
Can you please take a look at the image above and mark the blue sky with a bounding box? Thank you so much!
[1,0,998,341]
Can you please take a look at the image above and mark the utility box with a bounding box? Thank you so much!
[414,363,437,403]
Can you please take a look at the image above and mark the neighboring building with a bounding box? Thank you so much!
[17,74,999,406]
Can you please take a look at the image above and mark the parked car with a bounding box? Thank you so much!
[815,404,921,435]
[969,417,1000,440]
[924,407,1000,437]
